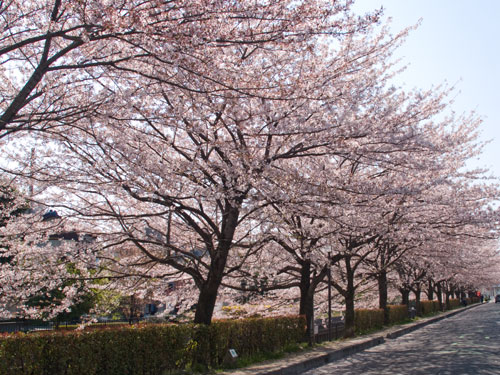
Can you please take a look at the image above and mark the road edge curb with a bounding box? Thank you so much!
[261,336,385,375]
[226,302,484,375]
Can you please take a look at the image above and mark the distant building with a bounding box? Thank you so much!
[481,285,500,299]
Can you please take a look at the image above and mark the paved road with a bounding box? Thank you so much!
[303,303,500,375]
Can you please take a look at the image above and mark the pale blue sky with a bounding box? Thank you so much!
[352,1,500,178]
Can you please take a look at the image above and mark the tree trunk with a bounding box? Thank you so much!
[193,205,239,325]
[436,282,443,311]
[400,288,410,306]
[414,288,421,316]
[194,279,221,324]
[445,291,451,310]
[449,287,454,300]
[427,280,434,300]
[298,260,330,344]
[303,291,315,345]
[378,269,389,325]
[344,290,355,338]
[299,261,313,341]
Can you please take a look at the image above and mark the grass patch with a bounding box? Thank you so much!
[220,342,309,371]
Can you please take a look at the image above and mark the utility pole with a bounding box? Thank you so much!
[328,251,332,341]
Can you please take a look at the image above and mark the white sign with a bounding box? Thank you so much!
[229,349,238,358]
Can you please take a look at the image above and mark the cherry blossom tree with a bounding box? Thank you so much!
[3,0,380,138]
[2,0,500,330]
[0,176,98,319]
[3,0,411,324]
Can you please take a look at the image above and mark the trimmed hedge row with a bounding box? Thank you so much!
[354,309,384,334]
[419,300,440,315]
[466,296,480,304]
[448,298,461,309]
[360,296,480,333]
[387,304,408,324]
[0,316,305,375]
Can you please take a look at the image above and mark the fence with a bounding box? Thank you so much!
[0,321,54,334]
[313,317,345,343]
[0,318,141,333]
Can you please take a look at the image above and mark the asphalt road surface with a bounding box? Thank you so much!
[303,303,500,375]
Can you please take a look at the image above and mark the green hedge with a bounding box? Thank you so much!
[387,305,408,324]
[0,316,305,375]
[466,296,480,304]
[448,298,460,309]
[420,300,440,316]
[354,309,384,334]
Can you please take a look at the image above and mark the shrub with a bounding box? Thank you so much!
[0,315,306,375]
[387,305,408,324]
[466,296,480,304]
[448,298,460,309]
[354,309,384,334]
[420,300,440,316]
